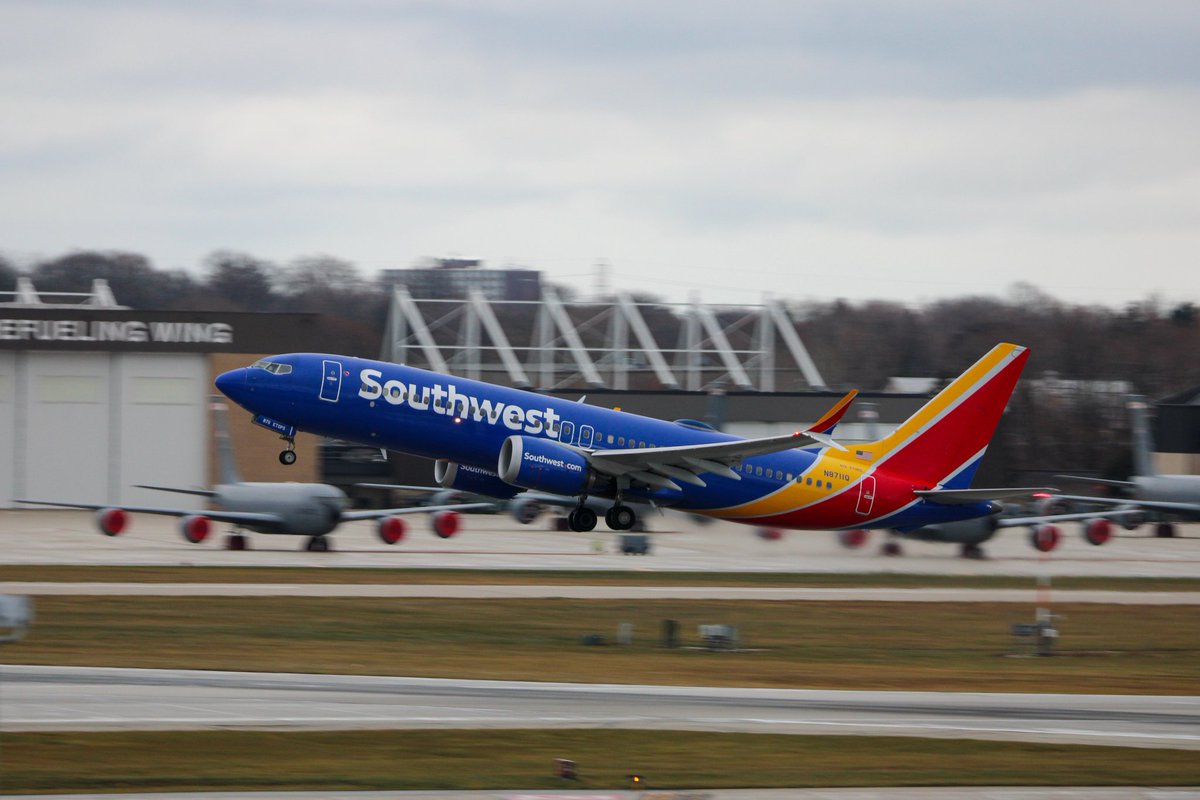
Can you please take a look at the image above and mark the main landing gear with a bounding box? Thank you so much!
[305,535,330,552]
[566,498,638,533]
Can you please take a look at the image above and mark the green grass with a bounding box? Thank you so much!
[7,596,1200,693]
[4,564,1200,591]
[4,730,1200,793]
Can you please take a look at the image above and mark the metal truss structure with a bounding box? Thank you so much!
[381,287,827,392]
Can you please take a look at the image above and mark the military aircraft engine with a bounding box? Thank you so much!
[94,508,129,536]
[377,516,407,545]
[179,515,211,544]
[1030,523,1061,552]
[1082,517,1113,546]
[431,510,460,539]
[837,529,870,548]
[509,496,544,525]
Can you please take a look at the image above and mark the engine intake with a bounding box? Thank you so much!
[498,435,594,497]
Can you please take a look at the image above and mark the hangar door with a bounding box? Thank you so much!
[1,352,208,509]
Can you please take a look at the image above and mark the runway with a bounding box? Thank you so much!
[4,665,1198,751]
[4,580,1200,603]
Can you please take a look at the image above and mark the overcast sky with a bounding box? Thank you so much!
[2,0,1198,307]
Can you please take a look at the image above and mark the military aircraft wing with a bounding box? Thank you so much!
[16,499,282,526]
[914,487,1058,505]
[338,502,494,522]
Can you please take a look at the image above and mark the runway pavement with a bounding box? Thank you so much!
[4,665,1199,751]
[4,509,1200,577]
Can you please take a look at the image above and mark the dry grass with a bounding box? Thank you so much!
[7,596,1200,693]
[5,730,1200,794]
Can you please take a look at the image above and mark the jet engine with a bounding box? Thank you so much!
[837,529,869,548]
[497,436,595,497]
[434,460,521,500]
[377,516,407,544]
[430,510,460,539]
[1030,523,1061,552]
[94,508,129,536]
[509,496,544,525]
[1082,517,1113,546]
[179,515,211,544]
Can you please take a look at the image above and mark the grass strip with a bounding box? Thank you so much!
[7,597,1199,693]
[4,730,1199,793]
[4,564,1200,591]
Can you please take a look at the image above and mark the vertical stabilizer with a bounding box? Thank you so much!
[1127,395,1158,477]
[210,397,243,485]
[860,343,1029,489]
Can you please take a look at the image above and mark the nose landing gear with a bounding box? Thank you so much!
[278,435,297,465]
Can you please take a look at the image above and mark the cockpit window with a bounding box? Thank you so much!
[249,360,292,375]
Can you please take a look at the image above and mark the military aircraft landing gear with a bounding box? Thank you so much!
[567,505,598,532]
[305,535,330,552]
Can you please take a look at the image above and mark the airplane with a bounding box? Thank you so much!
[214,343,1048,536]
[18,399,489,552]
[1048,395,1200,538]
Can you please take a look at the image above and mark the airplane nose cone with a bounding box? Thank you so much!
[215,368,248,404]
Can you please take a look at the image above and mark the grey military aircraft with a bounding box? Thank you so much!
[19,400,489,552]
[1050,395,1199,538]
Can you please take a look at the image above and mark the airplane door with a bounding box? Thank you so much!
[578,425,595,448]
[319,359,343,403]
[855,475,876,516]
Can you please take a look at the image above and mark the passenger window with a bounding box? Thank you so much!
[607,434,614,444]
[755,466,763,476]
[618,437,625,446]
[806,478,812,486]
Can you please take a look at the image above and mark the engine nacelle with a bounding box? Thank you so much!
[837,529,869,549]
[509,496,544,525]
[1082,517,1113,546]
[903,516,999,544]
[1030,523,1061,552]
[377,516,407,545]
[431,510,460,539]
[1036,496,1070,516]
[1114,504,1146,531]
[94,508,129,537]
[179,515,211,544]
[498,436,594,497]
[434,460,522,500]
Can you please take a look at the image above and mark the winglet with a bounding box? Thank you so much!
[806,390,858,436]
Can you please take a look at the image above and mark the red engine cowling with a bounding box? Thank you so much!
[1030,523,1061,552]
[179,515,211,544]
[431,510,460,539]
[837,529,869,549]
[377,516,407,545]
[94,508,129,536]
[1082,517,1113,546]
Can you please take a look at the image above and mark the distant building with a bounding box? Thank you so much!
[380,258,541,301]
[1156,386,1200,474]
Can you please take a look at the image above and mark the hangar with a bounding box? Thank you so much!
[0,281,328,509]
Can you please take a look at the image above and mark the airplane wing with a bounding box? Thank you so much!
[16,499,281,526]
[338,502,495,522]
[996,507,1148,527]
[135,484,218,498]
[584,390,858,490]
[1054,474,1137,489]
[914,487,1058,505]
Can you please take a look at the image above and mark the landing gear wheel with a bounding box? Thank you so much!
[605,504,636,531]
[305,536,330,552]
[1156,522,1177,538]
[881,540,903,557]
[225,533,247,551]
[961,543,985,560]
[279,449,297,466]
[568,507,598,532]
